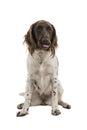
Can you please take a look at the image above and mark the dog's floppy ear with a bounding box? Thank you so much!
[50,24,58,56]
[24,23,36,55]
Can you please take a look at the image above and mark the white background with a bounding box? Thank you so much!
[0,0,87,129]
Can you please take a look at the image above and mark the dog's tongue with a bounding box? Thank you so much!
[43,44,49,48]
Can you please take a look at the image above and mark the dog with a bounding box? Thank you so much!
[16,20,71,117]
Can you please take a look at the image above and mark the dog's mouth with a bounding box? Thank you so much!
[42,43,50,48]
[39,39,51,49]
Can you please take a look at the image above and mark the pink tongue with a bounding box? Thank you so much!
[43,44,49,48]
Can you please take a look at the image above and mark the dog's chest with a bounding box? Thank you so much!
[31,62,53,94]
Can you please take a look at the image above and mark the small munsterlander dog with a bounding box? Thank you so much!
[16,20,71,117]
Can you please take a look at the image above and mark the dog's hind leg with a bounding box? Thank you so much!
[58,100,71,109]
[58,81,71,109]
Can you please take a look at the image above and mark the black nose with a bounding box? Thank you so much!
[41,38,49,44]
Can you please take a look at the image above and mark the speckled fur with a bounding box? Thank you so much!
[17,50,71,117]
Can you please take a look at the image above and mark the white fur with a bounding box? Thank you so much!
[17,49,71,116]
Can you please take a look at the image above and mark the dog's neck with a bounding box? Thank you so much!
[32,50,52,64]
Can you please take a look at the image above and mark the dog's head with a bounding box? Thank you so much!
[24,20,58,56]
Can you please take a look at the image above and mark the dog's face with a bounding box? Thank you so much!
[32,21,54,50]
[24,20,58,55]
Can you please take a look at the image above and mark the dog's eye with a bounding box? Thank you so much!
[37,26,42,32]
[47,26,52,32]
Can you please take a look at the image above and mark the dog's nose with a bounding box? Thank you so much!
[41,38,49,44]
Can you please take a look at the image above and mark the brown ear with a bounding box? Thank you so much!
[50,25,58,56]
[24,24,36,55]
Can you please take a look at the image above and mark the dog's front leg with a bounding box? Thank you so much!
[16,80,32,117]
[51,78,61,115]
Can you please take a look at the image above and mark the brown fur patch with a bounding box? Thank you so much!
[24,20,58,56]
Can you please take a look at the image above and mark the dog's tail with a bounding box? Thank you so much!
[19,92,25,96]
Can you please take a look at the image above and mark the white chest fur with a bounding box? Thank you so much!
[31,62,53,95]
[27,50,58,95]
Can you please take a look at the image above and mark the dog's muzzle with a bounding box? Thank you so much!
[40,38,51,49]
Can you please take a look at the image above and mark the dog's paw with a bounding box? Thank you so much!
[51,109,61,116]
[63,103,71,109]
[16,111,28,117]
[17,103,24,109]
